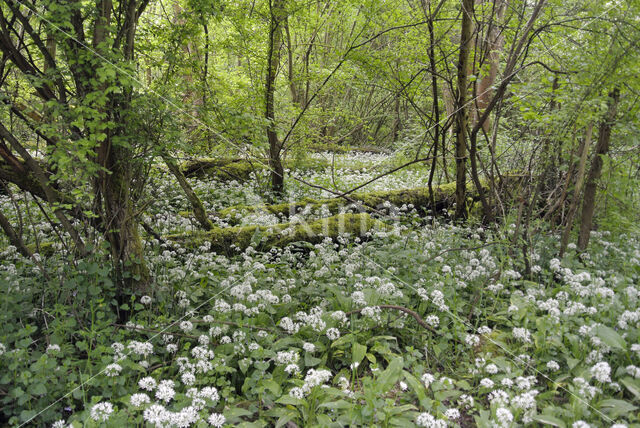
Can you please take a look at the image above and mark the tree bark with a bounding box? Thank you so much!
[454,0,475,220]
[577,88,620,251]
[163,153,213,230]
[266,0,286,194]
[560,123,592,257]
[474,0,507,134]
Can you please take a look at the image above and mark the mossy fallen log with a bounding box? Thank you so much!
[217,181,467,224]
[181,157,330,180]
[165,213,387,254]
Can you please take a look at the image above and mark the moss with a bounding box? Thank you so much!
[218,181,471,224]
[26,241,55,256]
[181,157,329,181]
[166,213,387,255]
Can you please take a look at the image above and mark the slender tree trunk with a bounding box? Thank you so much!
[0,209,32,259]
[577,88,620,251]
[266,0,286,194]
[560,123,592,257]
[425,0,440,210]
[474,0,506,134]
[163,153,213,230]
[454,0,474,220]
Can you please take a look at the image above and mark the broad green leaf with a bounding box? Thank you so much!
[276,395,304,406]
[594,325,627,350]
[532,414,566,428]
[620,377,640,401]
[352,343,366,365]
[598,398,637,418]
[378,357,403,390]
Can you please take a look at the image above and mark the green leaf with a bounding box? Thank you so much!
[276,395,304,406]
[224,407,254,420]
[531,414,566,428]
[28,383,47,396]
[620,377,640,401]
[378,357,403,390]
[352,343,366,365]
[594,325,627,350]
[598,398,637,418]
[274,411,298,428]
[318,400,353,409]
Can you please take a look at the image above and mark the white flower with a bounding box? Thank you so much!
[275,350,299,365]
[199,386,220,402]
[140,295,152,305]
[399,381,408,391]
[180,321,194,333]
[485,363,499,374]
[167,343,178,353]
[289,387,305,399]
[128,341,153,357]
[285,364,300,374]
[478,325,492,335]
[139,376,157,391]
[104,363,122,377]
[90,402,113,422]
[546,360,560,371]
[303,342,316,353]
[480,378,494,388]
[459,393,474,408]
[495,407,513,427]
[156,380,175,403]
[465,334,480,347]
[182,371,196,386]
[512,327,532,343]
[426,315,439,327]
[46,344,61,354]
[590,361,611,383]
[144,404,169,425]
[444,408,460,420]
[303,369,332,390]
[421,373,435,388]
[415,412,447,427]
[208,413,226,427]
[51,420,66,428]
[572,422,591,428]
[130,393,150,407]
[326,328,340,340]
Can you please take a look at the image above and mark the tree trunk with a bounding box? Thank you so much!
[95,0,149,296]
[266,0,286,194]
[577,88,620,251]
[560,123,592,257]
[474,0,506,134]
[454,0,474,220]
[0,209,32,259]
[163,153,213,230]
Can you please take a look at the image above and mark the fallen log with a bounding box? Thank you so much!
[181,157,330,180]
[165,213,388,254]
[216,181,466,224]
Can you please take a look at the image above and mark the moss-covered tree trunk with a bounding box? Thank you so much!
[454,0,474,220]
[266,0,286,194]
